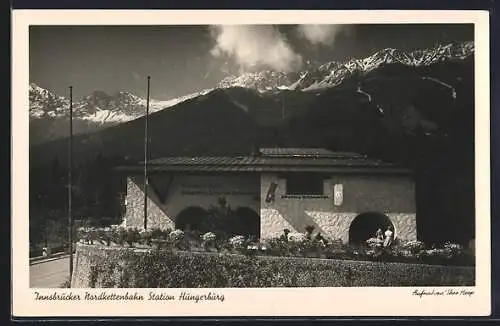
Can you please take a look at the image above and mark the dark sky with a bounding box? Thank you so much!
[29,24,473,101]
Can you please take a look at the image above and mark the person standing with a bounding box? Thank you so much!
[383,226,394,247]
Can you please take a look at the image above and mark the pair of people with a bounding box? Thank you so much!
[375,226,394,247]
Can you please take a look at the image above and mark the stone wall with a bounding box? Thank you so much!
[124,173,260,230]
[389,213,418,241]
[260,173,417,242]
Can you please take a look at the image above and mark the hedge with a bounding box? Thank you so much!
[72,244,475,288]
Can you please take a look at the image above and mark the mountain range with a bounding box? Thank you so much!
[29,41,473,144]
[29,41,475,245]
[29,83,211,144]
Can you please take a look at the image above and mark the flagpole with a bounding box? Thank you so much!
[68,85,74,279]
[282,92,286,121]
[144,76,150,230]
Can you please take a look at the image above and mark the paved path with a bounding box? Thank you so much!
[30,256,71,288]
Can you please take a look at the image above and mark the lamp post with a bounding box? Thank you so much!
[68,85,74,279]
[143,76,150,230]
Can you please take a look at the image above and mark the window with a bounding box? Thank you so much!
[285,174,325,196]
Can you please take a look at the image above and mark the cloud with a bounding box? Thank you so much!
[209,25,302,72]
[296,24,352,46]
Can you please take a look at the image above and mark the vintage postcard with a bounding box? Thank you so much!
[12,10,491,317]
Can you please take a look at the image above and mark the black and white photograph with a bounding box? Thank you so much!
[12,10,491,317]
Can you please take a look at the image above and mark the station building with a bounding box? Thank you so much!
[116,148,417,243]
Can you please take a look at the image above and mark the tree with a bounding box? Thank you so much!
[201,197,236,238]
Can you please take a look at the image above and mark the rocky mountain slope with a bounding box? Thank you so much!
[30,41,473,145]
[217,41,473,91]
[29,41,475,245]
[29,83,211,144]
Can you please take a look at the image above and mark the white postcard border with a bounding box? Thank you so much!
[12,9,491,317]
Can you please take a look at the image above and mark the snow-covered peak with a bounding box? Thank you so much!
[29,83,213,143]
[217,41,474,92]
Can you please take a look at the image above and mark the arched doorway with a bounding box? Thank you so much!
[233,207,260,239]
[349,212,394,245]
[175,206,207,232]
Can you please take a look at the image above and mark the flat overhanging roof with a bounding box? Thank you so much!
[115,149,413,175]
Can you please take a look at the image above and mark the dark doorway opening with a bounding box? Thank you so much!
[233,207,261,239]
[349,212,394,245]
[175,206,207,232]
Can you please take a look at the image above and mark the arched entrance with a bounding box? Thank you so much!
[349,212,394,245]
[233,207,260,239]
[175,206,207,232]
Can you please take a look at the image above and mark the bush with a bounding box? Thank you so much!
[287,232,306,243]
[77,245,475,288]
[139,229,153,246]
[124,228,140,247]
[444,242,464,257]
[60,276,71,288]
[111,226,127,245]
[399,240,426,254]
[151,228,170,240]
[201,232,217,251]
[228,235,246,252]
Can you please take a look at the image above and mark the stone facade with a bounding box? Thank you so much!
[123,171,417,242]
[259,173,417,242]
[124,173,260,230]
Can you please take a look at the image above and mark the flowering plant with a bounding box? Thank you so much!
[77,226,98,244]
[169,229,185,241]
[201,232,217,251]
[202,232,216,242]
[423,248,447,257]
[287,232,306,243]
[400,240,425,254]
[229,235,246,249]
[444,242,464,257]
[365,237,385,257]
[168,229,186,249]
[366,237,384,248]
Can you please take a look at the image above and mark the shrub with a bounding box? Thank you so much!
[400,240,426,254]
[366,237,384,249]
[263,238,288,256]
[77,227,88,244]
[100,227,112,246]
[169,229,187,249]
[60,276,71,288]
[112,226,127,245]
[125,228,140,247]
[228,235,246,251]
[201,232,217,251]
[202,232,216,242]
[151,228,170,240]
[139,229,153,246]
[304,225,315,240]
[444,242,464,257]
[287,232,306,243]
[169,229,185,241]
[279,229,290,242]
[88,227,98,244]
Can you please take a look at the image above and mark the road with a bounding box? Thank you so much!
[30,256,71,288]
